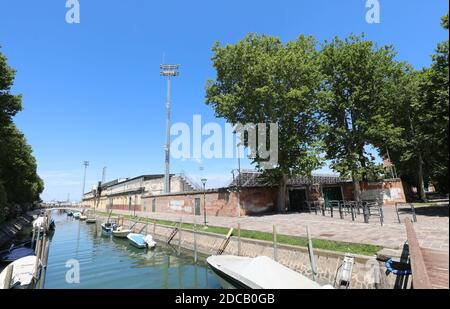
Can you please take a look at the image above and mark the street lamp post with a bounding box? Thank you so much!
[201,178,207,227]
[81,161,89,202]
[160,64,180,194]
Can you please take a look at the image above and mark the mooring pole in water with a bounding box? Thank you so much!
[193,217,198,263]
[3,264,14,289]
[35,228,41,255]
[31,228,36,249]
[273,225,278,261]
[237,223,241,256]
[178,217,182,255]
[306,226,317,282]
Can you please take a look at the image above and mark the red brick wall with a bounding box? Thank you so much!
[142,187,277,217]
[339,180,406,205]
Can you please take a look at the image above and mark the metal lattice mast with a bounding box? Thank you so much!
[81,161,89,200]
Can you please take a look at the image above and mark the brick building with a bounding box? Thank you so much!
[83,171,407,218]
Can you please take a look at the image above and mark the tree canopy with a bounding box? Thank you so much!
[206,34,325,210]
[0,48,43,222]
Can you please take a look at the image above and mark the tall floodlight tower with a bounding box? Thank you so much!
[160,64,180,194]
[81,161,89,201]
[102,166,107,184]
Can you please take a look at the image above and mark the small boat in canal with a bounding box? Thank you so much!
[86,218,96,224]
[49,219,56,231]
[73,212,81,219]
[0,241,35,263]
[112,226,132,238]
[127,233,156,249]
[206,255,333,289]
[79,215,88,221]
[101,222,117,235]
[67,211,73,217]
[0,256,41,289]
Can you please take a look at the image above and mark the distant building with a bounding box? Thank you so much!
[82,174,199,211]
[83,171,407,218]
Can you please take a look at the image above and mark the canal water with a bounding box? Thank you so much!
[6,211,221,289]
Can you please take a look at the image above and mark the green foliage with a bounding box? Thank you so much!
[0,48,43,222]
[318,34,402,186]
[206,33,325,189]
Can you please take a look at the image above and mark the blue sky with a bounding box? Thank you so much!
[0,0,448,201]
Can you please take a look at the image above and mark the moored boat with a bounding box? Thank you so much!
[79,215,88,221]
[112,227,132,238]
[127,233,147,248]
[101,222,116,235]
[73,212,81,219]
[206,255,333,289]
[86,218,96,224]
[0,256,41,289]
[0,243,35,263]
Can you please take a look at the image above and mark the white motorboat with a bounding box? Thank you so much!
[112,226,132,238]
[0,256,41,289]
[79,215,88,221]
[144,235,156,248]
[86,218,96,224]
[73,212,81,219]
[101,222,116,235]
[206,255,334,289]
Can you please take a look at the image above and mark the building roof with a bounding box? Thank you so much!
[230,171,344,188]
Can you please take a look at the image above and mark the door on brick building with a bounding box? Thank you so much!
[152,199,156,213]
[194,198,201,216]
[322,187,343,208]
[289,189,306,212]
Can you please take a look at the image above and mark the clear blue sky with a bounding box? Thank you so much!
[0,0,448,201]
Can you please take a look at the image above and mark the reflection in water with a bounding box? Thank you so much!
[43,212,220,289]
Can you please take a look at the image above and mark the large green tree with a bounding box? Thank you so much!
[385,12,449,197]
[421,12,449,193]
[0,48,43,222]
[206,34,324,211]
[319,35,402,201]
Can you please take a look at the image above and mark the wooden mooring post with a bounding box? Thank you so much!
[273,225,278,261]
[178,218,182,255]
[193,218,198,263]
[3,264,14,289]
[237,223,241,256]
[306,226,317,282]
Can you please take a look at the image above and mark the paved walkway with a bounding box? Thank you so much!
[111,203,449,251]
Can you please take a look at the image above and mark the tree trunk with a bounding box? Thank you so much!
[417,152,427,202]
[352,171,361,202]
[277,173,288,212]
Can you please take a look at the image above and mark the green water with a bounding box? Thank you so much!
[36,212,221,289]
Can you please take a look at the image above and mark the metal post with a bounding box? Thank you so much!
[306,226,317,282]
[237,144,241,218]
[178,217,182,255]
[193,218,198,263]
[273,225,278,261]
[201,179,207,227]
[164,77,171,194]
[81,161,89,201]
[160,64,179,194]
[237,223,241,256]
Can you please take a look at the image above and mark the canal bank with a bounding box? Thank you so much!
[0,214,34,248]
[94,213,405,289]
